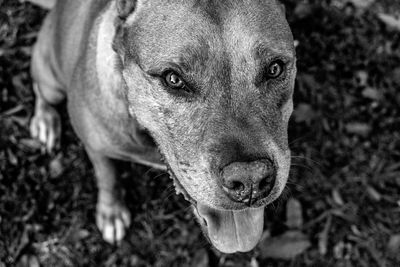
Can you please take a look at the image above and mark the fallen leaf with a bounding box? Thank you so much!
[7,148,18,165]
[332,189,345,206]
[19,138,42,151]
[49,153,64,178]
[378,13,400,32]
[293,103,316,125]
[333,241,352,260]
[345,122,371,137]
[366,186,381,202]
[259,230,311,260]
[294,2,312,19]
[250,257,259,267]
[388,234,400,255]
[77,229,90,240]
[350,225,362,236]
[318,216,332,256]
[286,198,303,229]
[362,87,381,101]
[356,70,368,87]
[348,0,375,9]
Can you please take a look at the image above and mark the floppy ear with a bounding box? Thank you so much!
[116,0,137,19]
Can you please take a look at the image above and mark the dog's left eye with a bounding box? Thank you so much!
[165,71,186,89]
[266,60,285,79]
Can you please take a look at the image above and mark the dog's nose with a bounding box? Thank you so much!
[221,159,275,205]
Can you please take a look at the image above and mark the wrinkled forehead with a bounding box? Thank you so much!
[128,0,294,70]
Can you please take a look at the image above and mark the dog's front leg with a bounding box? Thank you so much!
[86,148,131,244]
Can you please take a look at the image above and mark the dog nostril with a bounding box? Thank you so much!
[258,173,274,191]
[222,179,245,194]
[258,177,268,191]
[221,159,275,203]
[231,181,245,192]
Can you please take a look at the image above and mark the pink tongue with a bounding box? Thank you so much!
[197,204,264,253]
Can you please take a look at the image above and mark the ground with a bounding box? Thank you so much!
[0,0,400,266]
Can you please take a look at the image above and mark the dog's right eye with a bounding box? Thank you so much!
[266,60,285,79]
[164,71,186,90]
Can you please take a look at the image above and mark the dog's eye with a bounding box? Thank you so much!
[165,71,186,89]
[266,60,284,79]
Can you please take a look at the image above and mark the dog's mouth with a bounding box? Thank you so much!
[168,169,265,253]
[194,204,264,253]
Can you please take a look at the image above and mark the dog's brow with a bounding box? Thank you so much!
[253,44,294,60]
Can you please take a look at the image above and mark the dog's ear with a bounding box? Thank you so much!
[278,2,286,14]
[116,0,137,19]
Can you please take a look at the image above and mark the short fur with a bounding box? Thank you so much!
[30,0,296,248]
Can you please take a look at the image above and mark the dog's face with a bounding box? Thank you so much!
[115,0,296,253]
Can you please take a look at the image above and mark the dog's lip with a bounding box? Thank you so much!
[167,167,197,205]
[167,168,267,253]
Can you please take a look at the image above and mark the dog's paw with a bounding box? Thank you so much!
[30,104,61,153]
[96,201,131,244]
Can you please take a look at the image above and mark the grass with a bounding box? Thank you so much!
[1,0,400,266]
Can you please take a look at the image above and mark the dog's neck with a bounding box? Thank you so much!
[96,2,123,104]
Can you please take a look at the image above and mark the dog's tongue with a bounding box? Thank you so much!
[197,204,264,253]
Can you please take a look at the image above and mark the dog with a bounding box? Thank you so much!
[29,0,296,253]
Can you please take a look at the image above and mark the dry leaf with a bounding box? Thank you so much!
[348,0,375,9]
[250,257,259,267]
[259,230,311,260]
[318,216,332,256]
[19,138,42,151]
[378,13,400,32]
[49,153,64,178]
[332,189,345,206]
[294,2,312,19]
[366,186,381,202]
[345,122,371,137]
[388,234,400,255]
[362,87,381,101]
[286,198,303,229]
[356,70,368,87]
[7,148,18,165]
[294,103,316,125]
[333,241,352,260]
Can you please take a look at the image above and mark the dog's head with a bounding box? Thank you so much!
[113,0,296,253]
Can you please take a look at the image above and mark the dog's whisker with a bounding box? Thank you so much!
[288,135,310,146]
[142,167,157,177]
[290,163,314,172]
[291,155,323,167]
[150,171,168,180]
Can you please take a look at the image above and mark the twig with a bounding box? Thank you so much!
[0,105,25,118]
[318,215,332,255]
